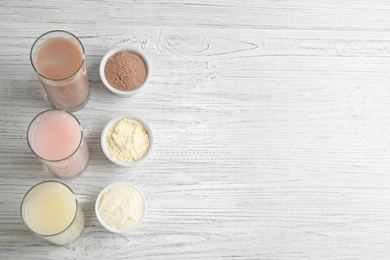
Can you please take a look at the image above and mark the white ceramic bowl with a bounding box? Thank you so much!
[95,183,146,234]
[101,115,154,166]
[99,46,151,97]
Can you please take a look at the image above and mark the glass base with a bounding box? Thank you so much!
[50,157,90,180]
[51,87,90,113]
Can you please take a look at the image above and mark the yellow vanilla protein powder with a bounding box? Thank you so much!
[106,119,150,162]
[98,184,145,230]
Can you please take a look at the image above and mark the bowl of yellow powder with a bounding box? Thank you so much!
[95,183,146,234]
[101,115,153,166]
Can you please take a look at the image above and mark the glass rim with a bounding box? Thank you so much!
[20,180,80,238]
[26,109,84,163]
[30,30,86,82]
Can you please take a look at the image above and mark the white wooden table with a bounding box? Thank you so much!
[1,1,390,259]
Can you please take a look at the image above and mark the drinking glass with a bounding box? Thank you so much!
[20,181,85,245]
[27,109,89,179]
[30,30,90,112]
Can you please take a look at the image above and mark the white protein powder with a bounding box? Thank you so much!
[98,184,145,230]
[106,119,150,162]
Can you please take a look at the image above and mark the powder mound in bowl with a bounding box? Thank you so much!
[97,184,145,230]
[104,51,147,91]
[106,119,150,162]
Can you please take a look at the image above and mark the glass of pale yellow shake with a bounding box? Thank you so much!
[20,181,84,245]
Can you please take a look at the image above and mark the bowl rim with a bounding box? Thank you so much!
[95,182,147,234]
[99,45,151,96]
[101,115,154,167]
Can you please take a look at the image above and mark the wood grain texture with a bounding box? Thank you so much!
[1,0,390,259]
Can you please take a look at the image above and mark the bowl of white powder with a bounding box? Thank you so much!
[95,183,146,234]
[101,115,154,166]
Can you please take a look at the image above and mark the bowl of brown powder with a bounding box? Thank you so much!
[101,115,154,166]
[99,46,150,97]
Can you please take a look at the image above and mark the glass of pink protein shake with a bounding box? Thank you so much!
[27,109,89,179]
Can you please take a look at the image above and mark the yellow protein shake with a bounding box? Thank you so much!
[21,181,84,245]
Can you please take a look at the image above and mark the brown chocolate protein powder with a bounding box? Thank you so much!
[104,51,147,91]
